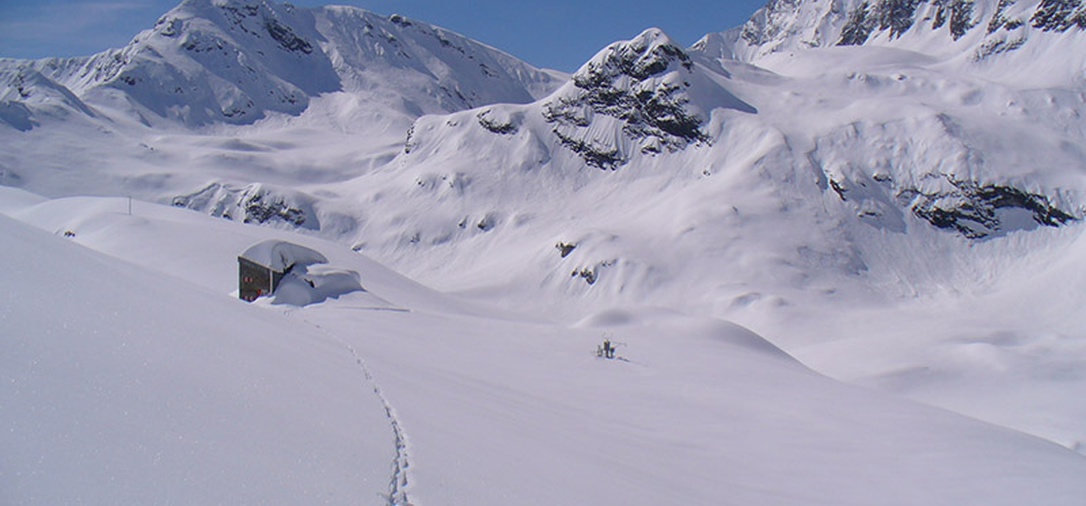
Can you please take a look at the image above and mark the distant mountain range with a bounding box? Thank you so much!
[0,0,562,128]
[702,0,1086,69]
[2,0,1085,312]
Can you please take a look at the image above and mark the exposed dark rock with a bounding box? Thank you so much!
[840,0,977,45]
[403,124,416,154]
[839,2,875,45]
[987,0,1019,33]
[903,178,1075,238]
[556,242,577,258]
[172,183,310,228]
[389,14,412,27]
[543,31,708,170]
[830,179,849,201]
[476,214,497,231]
[974,36,1026,60]
[1031,0,1086,31]
[571,260,616,285]
[477,110,517,135]
[159,18,182,37]
[221,4,261,28]
[573,267,598,285]
[552,129,624,170]
[241,191,306,226]
[222,99,255,118]
[933,1,949,28]
[266,18,313,54]
[874,0,923,38]
[942,0,977,39]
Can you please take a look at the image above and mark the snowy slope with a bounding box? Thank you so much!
[5,188,1086,505]
[309,23,1086,455]
[0,206,398,504]
[355,23,1085,290]
[4,0,1086,498]
[0,0,565,205]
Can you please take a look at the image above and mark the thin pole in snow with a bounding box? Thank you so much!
[127,195,132,216]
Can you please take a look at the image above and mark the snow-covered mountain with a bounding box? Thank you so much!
[4,0,1086,499]
[0,0,562,129]
[697,0,1086,83]
[0,0,565,226]
[5,187,1086,505]
[311,2,1086,456]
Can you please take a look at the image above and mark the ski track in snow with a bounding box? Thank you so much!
[291,312,414,506]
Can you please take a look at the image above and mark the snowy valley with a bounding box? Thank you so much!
[3,0,1086,504]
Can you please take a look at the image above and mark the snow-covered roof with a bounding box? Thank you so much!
[239,240,327,272]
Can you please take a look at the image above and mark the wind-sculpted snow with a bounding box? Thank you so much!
[272,264,364,306]
[316,8,565,109]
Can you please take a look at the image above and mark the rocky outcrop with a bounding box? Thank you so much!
[542,29,710,170]
[172,182,316,229]
[904,178,1076,238]
[716,0,1086,63]
[838,0,975,45]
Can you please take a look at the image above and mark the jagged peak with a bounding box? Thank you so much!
[538,28,756,170]
[573,27,693,87]
[705,0,1086,66]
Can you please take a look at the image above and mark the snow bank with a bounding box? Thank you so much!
[271,264,364,306]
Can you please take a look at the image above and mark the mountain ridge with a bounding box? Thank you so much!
[4,0,1086,471]
[694,0,1086,86]
[0,0,565,129]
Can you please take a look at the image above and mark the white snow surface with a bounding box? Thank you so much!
[0,202,394,504]
[3,187,1086,505]
[240,238,328,271]
[4,0,1086,502]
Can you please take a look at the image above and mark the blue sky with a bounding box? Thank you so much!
[0,0,766,71]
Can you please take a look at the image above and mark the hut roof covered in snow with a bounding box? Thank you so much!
[239,240,327,272]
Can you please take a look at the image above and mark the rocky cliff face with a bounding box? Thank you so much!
[697,0,1086,67]
[172,182,318,229]
[542,30,706,169]
[536,29,754,170]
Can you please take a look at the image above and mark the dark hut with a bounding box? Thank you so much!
[238,240,327,302]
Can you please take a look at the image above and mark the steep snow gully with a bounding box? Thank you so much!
[295,314,414,506]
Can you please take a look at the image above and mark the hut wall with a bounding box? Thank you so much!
[239,257,274,302]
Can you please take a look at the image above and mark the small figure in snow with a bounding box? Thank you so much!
[603,339,615,359]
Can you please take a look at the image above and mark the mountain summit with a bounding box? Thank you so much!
[695,0,1086,84]
[3,0,1086,483]
[1,0,563,128]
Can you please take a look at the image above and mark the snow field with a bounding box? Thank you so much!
[0,210,395,504]
[4,190,1086,505]
[4,0,1086,502]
